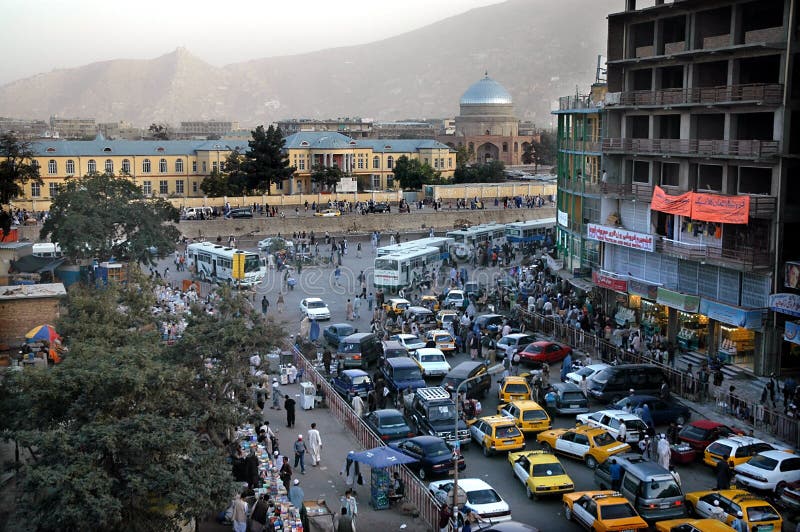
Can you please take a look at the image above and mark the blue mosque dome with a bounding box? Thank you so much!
[459,74,513,105]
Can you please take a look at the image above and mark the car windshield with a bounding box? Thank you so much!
[375,259,398,271]
[244,254,261,273]
[495,425,521,438]
[642,479,682,498]
[429,404,457,421]
[593,432,616,446]
[562,392,585,402]
[748,455,779,471]
[421,354,445,363]
[337,326,355,336]
[394,368,423,381]
[396,302,410,310]
[435,334,454,343]
[403,336,422,345]
[426,441,452,457]
[505,384,529,394]
[522,409,549,421]
[601,503,637,520]
[532,462,565,476]
[385,349,406,358]
[466,489,501,505]
[747,505,780,522]
[679,425,710,440]
[592,369,612,384]
[307,301,326,309]
[526,345,543,353]
[576,367,595,377]
[707,442,733,457]
[380,415,407,428]
[351,375,371,386]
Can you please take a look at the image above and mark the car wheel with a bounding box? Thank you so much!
[777,481,787,496]
[540,442,552,453]
[418,467,426,480]
[483,444,491,457]
[685,502,694,517]
[526,485,533,499]
[585,455,598,469]
[676,415,686,425]
[564,504,573,521]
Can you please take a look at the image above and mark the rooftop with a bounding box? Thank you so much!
[460,75,513,106]
[0,283,67,300]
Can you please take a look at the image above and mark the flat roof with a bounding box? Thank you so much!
[0,283,67,300]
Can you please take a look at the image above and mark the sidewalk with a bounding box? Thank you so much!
[198,380,430,532]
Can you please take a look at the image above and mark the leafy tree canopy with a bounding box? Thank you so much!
[40,172,180,265]
[148,123,170,140]
[245,125,295,194]
[0,132,42,236]
[393,155,439,190]
[310,164,343,191]
[531,130,556,166]
[452,160,506,184]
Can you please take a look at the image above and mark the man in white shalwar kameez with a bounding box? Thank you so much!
[657,434,671,470]
[308,423,323,466]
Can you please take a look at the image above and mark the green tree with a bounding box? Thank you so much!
[200,169,233,197]
[455,145,474,168]
[40,172,180,265]
[0,277,237,532]
[244,125,295,194]
[392,155,438,190]
[223,149,248,193]
[522,143,535,165]
[531,130,556,166]
[310,164,343,192]
[0,132,42,237]
[452,160,506,184]
[148,123,170,140]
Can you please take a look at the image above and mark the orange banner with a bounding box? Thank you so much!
[691,192,750,224]
[650,186,692,216]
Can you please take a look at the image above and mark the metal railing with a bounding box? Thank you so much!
[656,238,772,270]
[607,83,783,108]
[516,308,800,449]
[291,345,444,531]
[602,138,780,159]
[558,94,603,111]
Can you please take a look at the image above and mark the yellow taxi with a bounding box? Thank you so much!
[467,415,526,457]
[563,491,648,532]
[655,519,736,532]
[702,435,790,468]
[425,329,457,354]
[509,450,574,500]
[497,376,532,403]
[537,425,630,469]
[420,295,440,312]
[314,208,341,217]
[685,489,782,531]
[497,400,551,434]
[382,297,411,317]
[436,309,459,329]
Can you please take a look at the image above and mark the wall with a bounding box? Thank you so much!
[0,297,63,347]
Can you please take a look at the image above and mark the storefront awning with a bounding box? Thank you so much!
[569,277,595,293]
[700,298,765,330]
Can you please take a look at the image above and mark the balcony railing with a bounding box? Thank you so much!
[749,195,777,218]
[602,138,780,159]
[657,237,772,271]
[607,83,783,108]
[558,139,602,153]
[557,94,603,111]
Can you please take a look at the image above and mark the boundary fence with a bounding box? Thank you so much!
[291,345,445,531]
[518,308,800,448]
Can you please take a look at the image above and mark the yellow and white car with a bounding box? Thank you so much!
[537,425,630,469]
[468,415,526,457]
[509,450,574,500]
[498,376,532,403]
[497,400,551,434]
[314,208,341,217]
[563,491,648,532]
[685,489,782,532]
[655,519,736,532]
[703,435,791,468]
[425,329,457,354]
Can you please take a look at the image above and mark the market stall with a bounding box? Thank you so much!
[349,446,418,510]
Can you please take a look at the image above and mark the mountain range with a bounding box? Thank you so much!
[0,0,619,128]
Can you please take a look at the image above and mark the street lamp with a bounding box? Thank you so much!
[452,363,504,510]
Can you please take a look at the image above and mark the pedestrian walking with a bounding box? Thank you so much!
[657,434,670,469]
[289,478,304,509]
[279,456,293,491]
[334,266,342,286]
[323,349,333,376]
[609,458,622,491]
[308,422,323,466]
[352,394,365,417]
[231,492,248,532]
[285,394,296,427]
[346,299,354,321]
[261,295,269,315]
[336,508,355,532]
[353,296,361,319]
[340,451,360,489]
[439,503,453,532]
[367,292,374,311]
[716,459,732,490]
[356,242,362,258]
[271,378,281,409]
[277,292,285,313]
[294,434,307,474]
[250,494,269,532]
[343,489,358,526]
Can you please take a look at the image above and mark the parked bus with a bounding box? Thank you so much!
[504,217,556,244]
[373,246,442,292]
[446,222,507,262]
[186,241,265,287]
[377,236,454,260]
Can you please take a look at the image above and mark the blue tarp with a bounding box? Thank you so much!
[349,446,418,469]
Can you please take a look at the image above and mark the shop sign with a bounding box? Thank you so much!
[699,298,764,330]
[650,186,750,225]
[628,279,659,300]
[656,287,700,313]
[651,186,692,217]
[785,321,800,346]
[592,270,628,292]
[786,262,800,289]
[557,210,568,227]
[769,293,800,318]
[586,223,655,252]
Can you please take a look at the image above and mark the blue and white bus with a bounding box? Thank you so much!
[504,218,556,244]
[373,247,442,291]
[445,222,507,262]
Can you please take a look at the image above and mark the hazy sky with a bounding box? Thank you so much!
[1,0,504,85]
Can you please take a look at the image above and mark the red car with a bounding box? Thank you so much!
[519,341,572,367]
[677,420,744,452]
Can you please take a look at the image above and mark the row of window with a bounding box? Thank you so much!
[291,155,454,172]
[43,158,219,176]
[30,179,197,197]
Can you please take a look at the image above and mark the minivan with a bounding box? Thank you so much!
[587,364,667,403]
[184,206,213,220]
[595,453,686,522]
[442,361,492,399]
[380,357,426,394]
[381,340,408,360]
[404,306,437,332]
[337,332,383,369]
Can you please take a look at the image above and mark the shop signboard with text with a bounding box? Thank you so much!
[592,270,628,292]
[785,321,800,346]
[557,209,568,227]
[586,223,655,252]
[699,299,764,330]
[769,293,800,318]
[650,186,750,225]
[628,279,659,300]
[656,287,700,313]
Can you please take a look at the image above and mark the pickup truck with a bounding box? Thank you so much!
[403,386,470,447]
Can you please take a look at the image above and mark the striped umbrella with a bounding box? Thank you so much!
[24,324,60,343]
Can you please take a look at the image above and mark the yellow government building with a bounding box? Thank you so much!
[19,132,456,206]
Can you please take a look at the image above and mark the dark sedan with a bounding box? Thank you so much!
[519,341,572,367]
[389,435,466,480]
[330,369,372,400]
[323,323,356,347]
[363,409,415,442]
[678,420,744,452]
[614,394,691,426]
[547,382,589,415]
[227,208,253,218]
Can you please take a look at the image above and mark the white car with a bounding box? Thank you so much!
[258,237,294,252]
[411,348,451,378]
[565,363,610,387]
[575,410,648,444]
[443,289,466,309]
[496,333,537,360]
[429,478,511,522]
[389,334,426,353]
[299,297,331,320]
[734,449,800,493]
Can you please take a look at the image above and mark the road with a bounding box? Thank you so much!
[162,236,794,531]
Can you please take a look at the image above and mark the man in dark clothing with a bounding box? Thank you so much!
[279,456,293,491]
[336,507,355,532]
[438,503,453,532]
[609,458,622,491]
[285,395,296,427]
[250,494,270,531]
[716,459,732,490]
[261,296,269,315]
[245,448,260,489]
[323,349,333,376]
